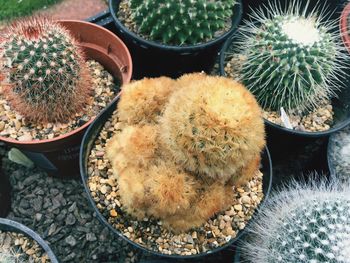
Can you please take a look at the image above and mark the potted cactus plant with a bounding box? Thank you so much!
[0,218,58,263]
[80,73,273,259]
[237,178,350,263]
[109,0,242,78]
[0,17,132,177]
[340,1,350,54]
[219,0,350,155]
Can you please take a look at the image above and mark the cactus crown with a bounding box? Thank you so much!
[0,17,91,123]
[241,179,350,263]
[233,1,346,112]
[129,0,236,45]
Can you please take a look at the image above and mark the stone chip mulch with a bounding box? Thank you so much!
[1,144,141,263]
[0,230,49,263]
[0,60,119,141]
[87,109,264,256]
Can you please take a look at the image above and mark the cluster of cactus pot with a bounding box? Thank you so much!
[233,1,345,112]
[107,73,266,231]
[129,0,236,45]
[0,17,91,123]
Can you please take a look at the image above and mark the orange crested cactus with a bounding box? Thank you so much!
[107,73,266,232]
[161,74,265,182]
[0,17,92,123]
[117,77,178,124]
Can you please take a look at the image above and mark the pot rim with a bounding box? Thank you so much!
[0,19,131,146]
[108,0,243,51]
[79,95,274,259]
[0,218,59,263]
[340,2,350,54]
[219,35,350,138]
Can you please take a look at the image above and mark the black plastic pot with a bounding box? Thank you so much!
[0,218,58,262]
[80,95,273,261]
[109,0,242,79]
[0,160,11,217]
[219,32,350,159]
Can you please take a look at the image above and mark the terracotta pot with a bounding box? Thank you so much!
[0,20,132,178]
[340,2,350,54]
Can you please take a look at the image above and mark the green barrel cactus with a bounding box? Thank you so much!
[130,0,236,45]
[234,2,345,112]
[241,179,350,263]
[0,17,91,123]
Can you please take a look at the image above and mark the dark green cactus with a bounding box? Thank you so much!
[130,0,236,45]
[0,17,91,123]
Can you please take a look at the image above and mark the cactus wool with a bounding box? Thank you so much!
[0,17,91,123]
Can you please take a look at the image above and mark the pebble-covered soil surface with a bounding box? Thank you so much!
[0,61,118,141]
[328,125,350,182]
[0,230,49,262]
[87,110,264,256]
[224,56,334,132]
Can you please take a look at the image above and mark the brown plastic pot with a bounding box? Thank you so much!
[0,20,132,178]
[340,2,350,54]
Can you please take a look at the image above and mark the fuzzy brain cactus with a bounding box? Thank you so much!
[161,74,265,182]
[130,0,236,45]
[241,180,350,263]
[0,17,91,123]
[234,2,345,112]
[107,74,265,232]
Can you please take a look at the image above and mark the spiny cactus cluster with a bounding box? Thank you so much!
[0,17,91,123]
[233,1,346,112]
[107,73,265,231]
[0,248,24,263]
[241,179,350,263]
[130,0,236,45]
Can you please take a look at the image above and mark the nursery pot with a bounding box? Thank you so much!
[219,35,350,158]
[0,218,58,263]
[340,1,350,54]
[0,162,11,217]
[0,20,132,178]
[80,95,273,260]
[109,0,242,79]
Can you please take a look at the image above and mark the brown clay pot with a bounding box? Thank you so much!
[340,2,350,54]
[0,20,132,178]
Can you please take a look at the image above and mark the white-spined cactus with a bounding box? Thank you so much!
[240,178,350,263]
[233,1,346,112]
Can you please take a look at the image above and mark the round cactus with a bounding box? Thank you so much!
[130,0,236,45]
[0,17,91,123]
[233,2,346,112]
[160,73,265,183]
[241,179,350,263]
